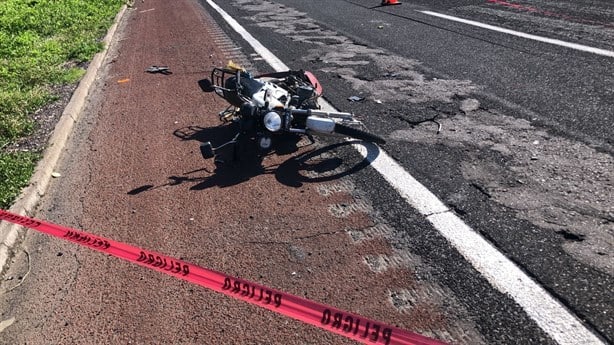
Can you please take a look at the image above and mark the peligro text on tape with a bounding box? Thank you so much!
[0,209,447,345]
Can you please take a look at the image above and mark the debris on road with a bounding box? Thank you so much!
[460,98,480,113]
[145,65,172,74]
[395,114,443,134]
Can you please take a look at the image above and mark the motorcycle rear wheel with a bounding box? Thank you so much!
[333,123,385,144]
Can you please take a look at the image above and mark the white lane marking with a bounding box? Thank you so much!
[349,142,448,216]
[204,1,605,344]
[352,141,607,345]
[419,10,614,58]
[425,213,603,345]
[351,143,605,345]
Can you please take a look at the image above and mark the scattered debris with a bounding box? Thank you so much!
[0,317,16,333]
[51,172,61,178]
[348,95,364,102]
[0,250,31,294]
[557,230,585,242]
[145,66,172,75]
[471,182,492,198]
[460,98,480,113]
[395,114,442,134]
[117,78,130,84]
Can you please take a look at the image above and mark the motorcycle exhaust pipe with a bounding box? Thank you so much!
[291,109,354,120]
[291,109,358,134]
[305,116,336,134]
[308,109,354,121]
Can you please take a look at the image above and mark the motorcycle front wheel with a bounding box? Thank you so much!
[333,123,386,144]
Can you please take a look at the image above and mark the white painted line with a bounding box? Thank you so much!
[204,2,605,344]
[419,10,614,58]
[426,212,604,345]
[352,143,604,345]
[345,134,448,216]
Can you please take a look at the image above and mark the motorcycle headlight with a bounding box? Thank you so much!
[263,111,282,132]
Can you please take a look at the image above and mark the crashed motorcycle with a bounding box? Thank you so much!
[199,62,385,161]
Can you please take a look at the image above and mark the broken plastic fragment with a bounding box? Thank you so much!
[348,96,364,102]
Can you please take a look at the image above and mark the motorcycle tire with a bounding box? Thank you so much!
[333,123,386,144]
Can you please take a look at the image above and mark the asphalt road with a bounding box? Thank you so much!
[0,0,612,344]
[202,0,613,342]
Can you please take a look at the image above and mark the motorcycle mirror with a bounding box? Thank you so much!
[198,79,215,93]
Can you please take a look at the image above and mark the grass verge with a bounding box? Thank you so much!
[0,0,125,209]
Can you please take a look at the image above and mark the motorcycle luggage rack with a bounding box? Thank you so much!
[211,67,250,106]
[210,68,236,91]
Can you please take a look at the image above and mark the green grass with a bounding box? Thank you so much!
[0,151,39,207]
[0,0,124,209]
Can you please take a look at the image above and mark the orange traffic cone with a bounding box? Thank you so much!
[382,0,401,5]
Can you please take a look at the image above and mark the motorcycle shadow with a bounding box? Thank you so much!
[170,123,303,189]
[188,139,380,190]
[274,140,380,188]
[128,126,380,193]
[196,138,380,190]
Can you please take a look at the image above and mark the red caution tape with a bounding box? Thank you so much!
[0,209,447,345]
